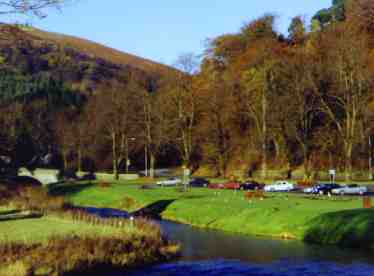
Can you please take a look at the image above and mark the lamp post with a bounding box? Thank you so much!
[145,144,148,177]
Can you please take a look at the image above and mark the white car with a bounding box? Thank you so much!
[156,177,182,186]
[331,184,368,195]
[264,181,294,192]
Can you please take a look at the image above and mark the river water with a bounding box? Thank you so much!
[83,207,374,275]
[129,220,374,275]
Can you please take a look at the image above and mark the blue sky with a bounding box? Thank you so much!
[5,0,331,65]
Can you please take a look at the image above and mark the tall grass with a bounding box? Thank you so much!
[0,220,179,276]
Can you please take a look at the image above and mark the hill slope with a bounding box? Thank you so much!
[0,24,174,97]
[26,27,171,74]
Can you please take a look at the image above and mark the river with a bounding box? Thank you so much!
[83,207,374,275]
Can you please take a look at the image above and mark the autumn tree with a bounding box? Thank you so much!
[282,46,320,176]
[163,53,201,168]
[316,24,371,180]
[288,16,306,45]
[197,60,237,177]
[238,15,280,179]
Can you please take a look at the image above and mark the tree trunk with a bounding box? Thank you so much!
[150,153,155,179]
[369,136,372,180]
[112,132,119,180]
[261,138,267,179]
[301,145,310,178]
[218,155,226,177]
[345,141,353,181]
[77,146,82,172]
[261,86,267,180]
[63,150,68,170]
[274,139,280,163]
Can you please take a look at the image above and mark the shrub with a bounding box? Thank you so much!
[98,181,111,188]
[5,186,66,212]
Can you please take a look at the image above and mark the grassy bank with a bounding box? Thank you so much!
[304,209,374,249]
[0,214,178,275]
[64,180,371,243]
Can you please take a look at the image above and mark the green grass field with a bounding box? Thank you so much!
[64,180,367,240]
[0,216,130,243]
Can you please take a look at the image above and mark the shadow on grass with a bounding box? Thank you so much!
[304,208,374,249]
[48,182,94,197]
[131,199,176,219]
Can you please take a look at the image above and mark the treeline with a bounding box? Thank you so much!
[2,0,374,181]
[160,0,374,180]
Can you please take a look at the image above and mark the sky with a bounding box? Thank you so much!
[4,0,332,66]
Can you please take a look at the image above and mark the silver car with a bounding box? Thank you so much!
[331,184,367,195]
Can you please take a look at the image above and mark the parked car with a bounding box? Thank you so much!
[332,184,368,195]
[239,181,265,190]
[312,183,341,195]
[156,177,182,186]
[224,181,241,190]
[189,177,210,187]
[264,181,294,192]
[302,186,315,194]
[208,183,225,189]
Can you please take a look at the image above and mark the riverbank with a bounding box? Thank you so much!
[64,180,374,248]
[0,210,179,275]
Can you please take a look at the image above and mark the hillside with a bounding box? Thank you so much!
[0,24,174,97]
[26,27,171,75]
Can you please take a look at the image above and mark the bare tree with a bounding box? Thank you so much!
[0,0,66,17]
[164,53,201,168]
[139,90,170,178]
[55,111,75,170]
[96,81,140,179]
[283,49,320,177]
[316,25,371,181]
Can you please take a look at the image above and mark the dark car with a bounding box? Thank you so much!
[239,181,265,191]
[313,183,341,195]
[189,177,210,187]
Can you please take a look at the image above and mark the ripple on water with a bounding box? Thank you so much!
[127,260,374,276]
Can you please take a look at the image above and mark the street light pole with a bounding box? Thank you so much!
[369,136,372,180]
[145,144,148,177]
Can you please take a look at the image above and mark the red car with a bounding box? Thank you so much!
[208,183,225,189]
[223,182,241,190]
